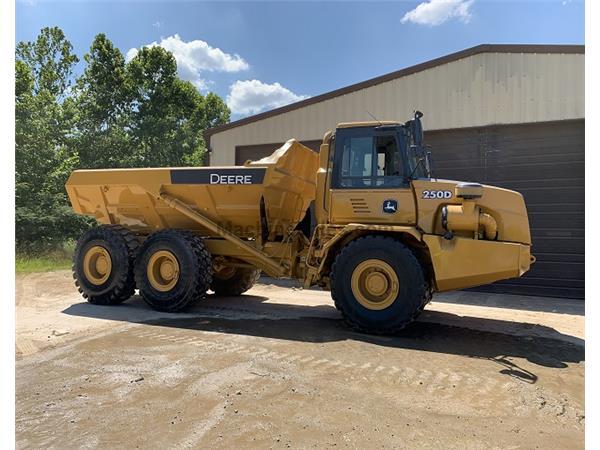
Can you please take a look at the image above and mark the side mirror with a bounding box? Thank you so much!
[409,112,424,146]
[455,182,483,200]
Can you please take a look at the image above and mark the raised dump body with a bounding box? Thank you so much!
[66,139,319,240]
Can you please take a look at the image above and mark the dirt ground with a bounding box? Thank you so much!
[16,271,584,449]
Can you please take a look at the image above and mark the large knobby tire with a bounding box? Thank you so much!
[331,236,426,335]
[134,230,212,312]
[211,267,261,296]
[73,225,139,305]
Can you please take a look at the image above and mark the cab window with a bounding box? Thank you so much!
[334,129,405,188]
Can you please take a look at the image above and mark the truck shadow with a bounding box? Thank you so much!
[62,293,584,376]
[259,277,585,316]
[438,289,584,316]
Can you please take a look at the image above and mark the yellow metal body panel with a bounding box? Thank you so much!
[66,139,318,240]
[328,188,416,225]
[423,234,532,291]
[412,179,531,244]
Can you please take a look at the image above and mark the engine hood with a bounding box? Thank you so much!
[412,179,532,245]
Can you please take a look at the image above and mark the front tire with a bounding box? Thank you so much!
[134,230,212,312]
[331,236,426,334]
[211,267,260,296]
[73,225,139,305]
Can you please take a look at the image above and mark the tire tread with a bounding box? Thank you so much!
[72,225,139,305]
[330,235,427,335]
[134,229,212,312]
[211,268,260,297]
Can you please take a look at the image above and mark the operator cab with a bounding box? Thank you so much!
[311,111,435,229]
[331,112,433,189]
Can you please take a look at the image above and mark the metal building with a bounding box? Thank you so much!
[205,44,585,299]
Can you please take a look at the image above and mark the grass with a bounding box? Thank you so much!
[16,244,75,274]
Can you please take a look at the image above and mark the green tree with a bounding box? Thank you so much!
[203,92,231,130]
[15,27,89,251]
[76,38,231,169]
[16,27,79,98]
[126,46,207,166]
[16,28,232,251]
[74,33,133,168]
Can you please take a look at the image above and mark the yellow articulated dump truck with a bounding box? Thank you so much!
[66,112,534,334]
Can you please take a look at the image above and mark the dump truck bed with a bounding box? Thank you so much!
[66,139,319,240]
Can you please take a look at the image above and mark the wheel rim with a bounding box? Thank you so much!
[83,245,112,285]
[350,259,399,310]
[147,250,180,292]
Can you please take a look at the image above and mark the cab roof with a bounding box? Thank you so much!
[336,121,402,129]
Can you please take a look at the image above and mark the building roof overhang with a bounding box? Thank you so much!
[204,43,584,144]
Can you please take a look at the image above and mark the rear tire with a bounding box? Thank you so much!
[331,236,426,335]
[211,267,260,296]
[73,225,139,305]
[135,230,212,312]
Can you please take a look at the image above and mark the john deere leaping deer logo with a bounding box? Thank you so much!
[383,199,398,214]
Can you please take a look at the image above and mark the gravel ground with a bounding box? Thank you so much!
[16,271,584,449]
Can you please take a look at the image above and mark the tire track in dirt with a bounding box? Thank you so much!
[16,321,584,449]
[125,325,583,425]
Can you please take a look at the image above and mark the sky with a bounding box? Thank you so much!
[16,0,585,120]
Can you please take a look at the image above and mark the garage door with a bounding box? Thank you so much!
[426,119,584,299]
[235,140,322,165]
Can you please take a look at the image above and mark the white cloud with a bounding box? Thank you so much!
[125,34,248,91]
[401,0,474,26]
[125,48,139,62]
[226,80,309,116]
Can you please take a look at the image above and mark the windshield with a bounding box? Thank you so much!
[407,145,432,179]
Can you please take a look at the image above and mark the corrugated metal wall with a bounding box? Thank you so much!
[211,52,584,165]
[427,119,584,299]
